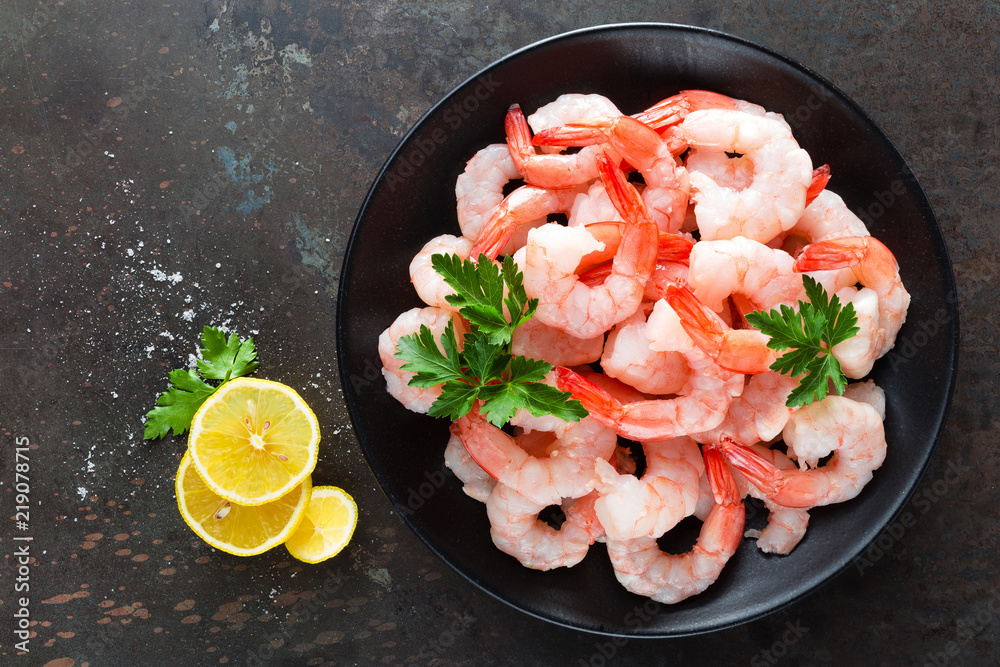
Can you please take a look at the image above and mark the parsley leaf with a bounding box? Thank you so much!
[143,369,217,439]
[143,326,260,440]
[395,253,585,426]
[197,326,260,381]
[745,275,860,408]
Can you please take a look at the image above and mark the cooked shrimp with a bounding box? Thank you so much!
[455,143,524,241]
[487,485,603,570]
[778,189,871,294]
[456,406,617,506]
[379,307,467,413]
[737,444,810,555]
[685,148,754,191]
[527,93,622,136]
[511,316,604,367]
[521,153,657,338]
[605,445,744,604]
[568,180,625,227]
[687,237,805,313]
[665,283,777,375]
[533,114,690,232]
[409,234,473,311]
[795,235,910,378]
[592,437,702,541]
[695,371,798,446]
[633,89,766,130]
[680,109,813,242]
[468,183,581,260]
[555,302,744,442]
[721,395,886,509]
[600,307,691,396]
[444,426,495,503]
[505,104,621,190]
[576,225,693,290]
[843,380,886,420]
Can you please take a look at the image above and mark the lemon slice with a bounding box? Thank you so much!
[175,452,311,556]
[285,486,358,563]
[188,377,320,505]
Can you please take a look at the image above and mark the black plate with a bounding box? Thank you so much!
[336,24,958,636]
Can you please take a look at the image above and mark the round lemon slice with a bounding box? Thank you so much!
[285,486,358,563]
[175,452,311,556]
[188,377,320,505]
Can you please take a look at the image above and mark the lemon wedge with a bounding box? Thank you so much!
[188,377,320,505]
[285,486,358,563]
[175,452,311,556]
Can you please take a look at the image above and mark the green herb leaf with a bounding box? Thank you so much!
[144,326,260,440]
[143,369,217,439]
[395,253,587,426]
[197,326,259,381]
[745,275,860,408]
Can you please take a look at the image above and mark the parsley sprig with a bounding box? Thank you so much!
[395,254,587,427]
[745,275,860,408]
[143,326,259,439]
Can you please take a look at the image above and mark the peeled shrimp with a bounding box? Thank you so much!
[455,143,523,241]
[556,301,744,441]
[680,109,813,242]
[686,237,805,313]
[605,445,744,604]
[379,307,466,413]
[456,406,617,506]
[468,183,581,260]
[409,234,473,311]
[527,93,622,137]
[511,316,604,368]
[722,394,887,509]
[486,485,603,570]
[737,444,810,555]
[533,114,690,232]
[695,371,798,447]
[444,426,495,503]
[520,152,657,339]
[795,235,910,378]
[592,437,702,541]
[778,189,871,294]
[600,307,691,396]
[633,89,766,130]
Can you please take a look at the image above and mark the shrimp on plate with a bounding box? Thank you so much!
[734,443,810,555]
[455,143,524,241]
[486,485,603,570]
[409,234,473,311]
[378,307,467,414]
[519,152,658,338]
[679,109,813,242]
[795,235,910,378]
[511,316,605,368]
[444,426,495,503]
[456,405,617,507]
[600,306,691,396]
[468,183,582,260]
[591,436,702,542]
[555,300,744,442]
[533,113,690,232]
[721,394,887,509]
[604,445,745,604]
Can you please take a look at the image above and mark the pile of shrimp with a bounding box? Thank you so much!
[379,90,910,605]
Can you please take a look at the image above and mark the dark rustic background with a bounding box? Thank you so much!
[1,1,996,665]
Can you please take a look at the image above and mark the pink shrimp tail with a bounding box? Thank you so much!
[793,236,869,272]
[633,89,741,129]
[703,445,741,506]
[554,366,624,424]
[504,104,535,172]
[468,207,512,261]
[532,119,614,147]
[595,151,650,226]
[805,164,831,206]
[717,435,782,496]
[664,284,727,359]
[578,232,692,288]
